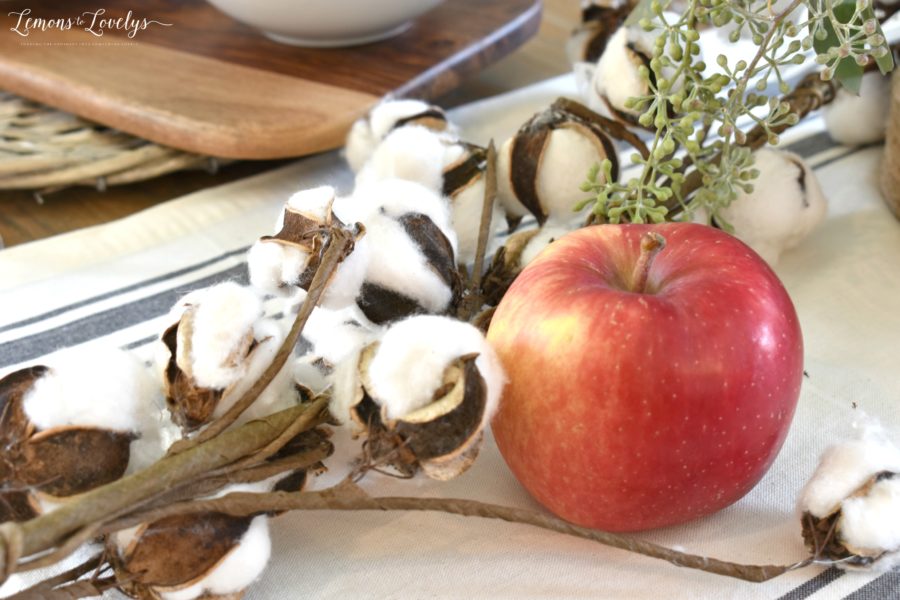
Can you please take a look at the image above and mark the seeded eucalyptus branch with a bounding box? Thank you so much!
[580,0,895,226]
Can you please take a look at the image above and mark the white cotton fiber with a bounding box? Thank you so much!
[345,118,377,173]
[354,178,456,245]
[302,305,381,366]
[366,315,505,422]
[345,99,452,173]
[184,282,263,390]
[537,127,609,222]
[328,346,365,426]
[319,233,371,310]
[247,240,310,295]
[352,179,458,312]
[215,319,296,426]
[800,425,900,518]
[361,212,454,313]
[368,99,440,141]
[840,477,900,555]
[355,125,447,192]
[285,185,335,220]
[449,176,505,265]
[22,347,156,433]
[718,149,827,265]
[824,71,891,146]
[158,516,272,600]
[590,26,645,117]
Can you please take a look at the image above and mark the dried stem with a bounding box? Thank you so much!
[553,97,650,160]
[458,141,498,322]
[6,552,105,599]
[105,480,807,584]
[168,226,355,455]
[0,399,326,583]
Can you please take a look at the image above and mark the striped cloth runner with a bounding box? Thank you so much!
[1,75,899,600]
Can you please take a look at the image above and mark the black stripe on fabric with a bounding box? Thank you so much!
[782,131,835,158]
[843,572,900,600]
[0,264,248,369]
[809,142,882,171]
[775,567,845,600]
[0,245,250,334]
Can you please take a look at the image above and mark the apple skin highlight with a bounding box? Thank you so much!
[487,223,804,532]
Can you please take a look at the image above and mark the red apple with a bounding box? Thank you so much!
[487,222,803,532]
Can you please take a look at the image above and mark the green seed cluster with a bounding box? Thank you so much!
[581,0,893,226]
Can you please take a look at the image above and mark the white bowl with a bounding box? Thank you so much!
[205,0,443,47]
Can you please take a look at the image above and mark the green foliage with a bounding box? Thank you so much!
[582,0,894,225]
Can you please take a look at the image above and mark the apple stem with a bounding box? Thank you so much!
[631,232,666,293]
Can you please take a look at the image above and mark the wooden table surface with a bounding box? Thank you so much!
[0,0,578,248]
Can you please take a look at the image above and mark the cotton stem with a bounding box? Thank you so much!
[105,480,809,584]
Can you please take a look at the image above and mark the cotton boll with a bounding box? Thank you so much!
[799,423,900,569]
[355,125,447,192]
[498,104,618,227]
[352,179,460,323]
[366,315,505,424]
[302,305,381,366]
[345,99,453,172]
[717,149,827,265]
[800,425,900,519]
[184,282,263,390]
[840,477,900,558]
[537,127,609,222]
[588,18,683,121]
[23,347,156,433]
[329,346,366,426]
[824,71,891,146]
[590,27,646,118]
[160,516,271,600]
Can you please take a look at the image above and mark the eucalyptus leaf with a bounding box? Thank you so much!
[810,0,863,94]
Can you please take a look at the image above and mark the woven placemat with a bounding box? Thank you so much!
[0,91,229,197]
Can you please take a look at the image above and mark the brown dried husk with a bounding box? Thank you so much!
[0,366,132,520]
[442,144,487,199]
[507,105,619,225]
[800,471,898,567]
[110,511,253,599]
[572,1,633,63]
[389,107,450,134]
[351,344,488,480]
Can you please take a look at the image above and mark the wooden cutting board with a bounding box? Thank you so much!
[0,0,541,159]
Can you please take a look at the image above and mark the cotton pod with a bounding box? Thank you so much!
[348,179,462,325]
[158,282,298,433]
[716,149,827,265]
[824,71,891,146]
[341,315,505,480]
[497,100,618,226]
[799,423,900,570]
[110,511,272,600]
[566,0,633,66]
[247,185,369,310]
[356,126,503,264]
[587,17,682,125]
[345,99,453,172]
[0,348,158,521]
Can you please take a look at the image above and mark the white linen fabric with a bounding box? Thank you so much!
[1,74,899,600]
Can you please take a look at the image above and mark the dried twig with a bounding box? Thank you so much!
[457,141,498,322]
[104,480,808,584]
